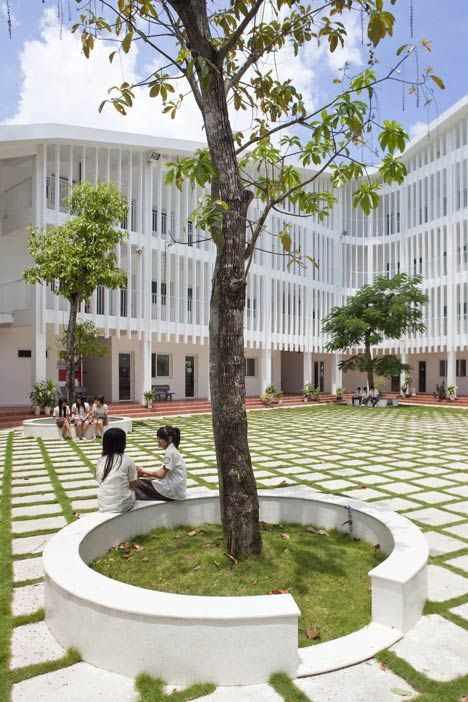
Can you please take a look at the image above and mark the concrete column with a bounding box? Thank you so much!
[136,332,152,404]
[303,351,312,387]
[447,349,456,389]
[331,353,342,394]
[400,351,408,395]
[31,283,47,387]
[261,347,272,393]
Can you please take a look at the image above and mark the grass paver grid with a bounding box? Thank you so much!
[2,405,468,700]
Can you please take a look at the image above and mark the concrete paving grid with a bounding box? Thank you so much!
[1,403,468,701]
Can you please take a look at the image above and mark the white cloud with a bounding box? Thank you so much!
[409,120,430,142]
[3,8,206,142]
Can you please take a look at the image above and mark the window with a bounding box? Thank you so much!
[156,354,170,377]
[18,349,31,358]
[456,359,466,377]
[152,281,157,304]
[245,358,256,377]
[440,360,447,377]
[96,286,105,315]
[187,221,193,247]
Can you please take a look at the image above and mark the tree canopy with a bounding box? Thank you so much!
[24,181,128,404]
[322,273,429,387]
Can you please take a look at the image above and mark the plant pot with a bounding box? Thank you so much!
[44,406,51,416]
[277,399,283,406]
[34,405,40,416]
[146,401,153,409]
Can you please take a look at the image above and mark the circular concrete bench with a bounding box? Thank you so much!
[43,486,428,686]
[23,416,132,439]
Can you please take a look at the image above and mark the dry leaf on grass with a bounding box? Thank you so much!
[379,662,388,671]
[141,556,149,563]
[224,552,238,565]
[133,544,144,552]
[268,588,292,595]
[305,526,328,536]
[187,530,197,537]
[305,628,320,640]
[280,533,290,540]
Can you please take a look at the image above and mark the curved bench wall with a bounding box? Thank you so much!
[43,488,428,686]
[23,416,132,439]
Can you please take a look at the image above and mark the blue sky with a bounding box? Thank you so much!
[0,0,466,144]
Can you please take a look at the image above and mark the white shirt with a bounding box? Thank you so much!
[53,405,70,417]
[152,443,187,500]
[92,402,108,418]
[96,453,137,513]
[71,402,90,417]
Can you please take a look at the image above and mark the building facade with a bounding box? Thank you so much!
[1,96,468,406]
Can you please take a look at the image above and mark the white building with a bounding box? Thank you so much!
[1,96,468,406]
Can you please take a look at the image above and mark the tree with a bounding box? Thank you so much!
[54,320,108,388]
[322,273,429,389]
[24,182,128,405]
[68,0,443,560]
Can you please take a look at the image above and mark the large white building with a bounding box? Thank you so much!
[1,96,468,406]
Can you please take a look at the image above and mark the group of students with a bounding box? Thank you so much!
[96,425,186,513]
[352,386,380,407]
[53,394,108,440]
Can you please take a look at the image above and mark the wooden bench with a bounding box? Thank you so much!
[152,384,174,401]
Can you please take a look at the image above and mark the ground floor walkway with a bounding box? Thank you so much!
[1,404,468,700]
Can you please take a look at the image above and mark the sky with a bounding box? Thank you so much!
[0,0,467,147]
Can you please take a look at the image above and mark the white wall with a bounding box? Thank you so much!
[0,326,33,405]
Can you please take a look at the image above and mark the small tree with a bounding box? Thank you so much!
[54,320,108,391]
[24,182,128,405]
[322,274,428,389]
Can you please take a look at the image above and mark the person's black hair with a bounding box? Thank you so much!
[101,427,126,481]
[157,425,181,448]
[74,395,84,407]
[58,397,67,417]
[96,394,105,404]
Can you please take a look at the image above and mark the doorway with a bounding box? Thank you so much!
[185,356,195,397]
[391,375,400,392]
[314,361,324,392]
[118,353,131,401]
[419,361,426,393]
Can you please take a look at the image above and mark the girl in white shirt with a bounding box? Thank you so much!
[134,425,187,501]
[71,395,91,440]
[53,398,72,439]
[96,427,138,513]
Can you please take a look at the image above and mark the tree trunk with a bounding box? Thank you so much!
[65,298,79,406]
[365,342,374,389]
[169,0,262,560]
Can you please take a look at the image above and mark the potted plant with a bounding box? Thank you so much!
[400,373,411,398]
[302,384,314,402]
[42,380,57,415]
[447,384,457,401]
[261,384,277,406]
[29,382,44,415]
[275,389,284,406]
[312,386,321,402]
[143,389,155,409]
[335,386,345,402]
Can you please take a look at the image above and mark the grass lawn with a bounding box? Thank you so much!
[91,522,383,647]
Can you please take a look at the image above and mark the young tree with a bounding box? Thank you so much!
[24,182,128,405]
[69,0,442,560]
[54,320,108,389]
[322,273,429,389]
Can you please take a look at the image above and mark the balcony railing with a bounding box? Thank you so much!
[1,178,33,220]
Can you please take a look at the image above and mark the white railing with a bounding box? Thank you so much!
[46,176,70,212]
[0,279,33,313]
[0,178,33,220]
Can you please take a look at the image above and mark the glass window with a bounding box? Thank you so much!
[245,358,256,377]
[439,360,447,377]
[456,359,466,377]
[156,354,170,377]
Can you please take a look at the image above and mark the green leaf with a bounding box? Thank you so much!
[430,74,445,90]
[390,689,412,698]
[278,228,292,253]
[121,31,133,54]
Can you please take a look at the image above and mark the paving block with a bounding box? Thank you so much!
[10,621,65,669]
[446,522,468,539]
[428,564,468,601]
[13,557,43,582]
[12,504,63,519]
[12,515,66,534]
[11,662,138,702]
[450,603,468,621]
[404,507,462,527]
[12,583,43,617]
[295,659,416,701]
[391,614,468,681]
[445,554,468,574]
[12,533,53,556]
[424,531,467,556]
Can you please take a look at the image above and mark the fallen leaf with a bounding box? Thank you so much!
[251,579,259,585]
[141,556,149,562]
[73,512,81,519]
[198,529,207,535]
[283,548,289,555]
[280,533,290,540]
[202,543,216,549]
[122,554,132,560]
[306,628,321,640]
[390,689,412,698]
[224,552,238,565]
[187,530,197,537]
[133,544,144,552]
[358,484,366,489]
[192,564,202,571]
[268,588,292,595]
[108,557,115,562]
[213,560,220,567]
[374,544,381,552]
[279,481,288,487]
[380,662,388,671]
[316,529,329,536]
[306,526,319,534]
[260,521,273,531]
[118,541,131,552]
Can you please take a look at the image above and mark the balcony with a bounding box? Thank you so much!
[0,178,33,235]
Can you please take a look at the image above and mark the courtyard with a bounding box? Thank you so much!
[1,403,468,701]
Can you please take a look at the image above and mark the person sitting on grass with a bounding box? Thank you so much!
[71,394,91,440]
[92,394,108,439]
[53,397,72,439]
[96,427,138,513]
[134,425,187,502]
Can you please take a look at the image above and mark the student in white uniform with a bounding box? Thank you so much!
[134,425,187,501]
[96,427,138,513]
